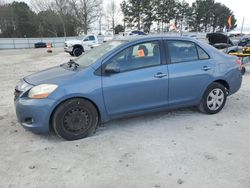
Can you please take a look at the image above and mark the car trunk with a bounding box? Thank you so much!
[206,33,234,46]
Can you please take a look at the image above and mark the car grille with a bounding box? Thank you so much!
[14,89,22,101]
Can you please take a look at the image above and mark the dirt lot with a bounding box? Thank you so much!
[0,48,250,188]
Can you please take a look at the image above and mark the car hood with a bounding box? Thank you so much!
[24,65,79,86]
[65,40,82,45]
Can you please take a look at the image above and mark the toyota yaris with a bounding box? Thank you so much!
[14,36,242,140]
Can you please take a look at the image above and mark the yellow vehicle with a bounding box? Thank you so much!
[228,47,250,75]
[228,47,250,57]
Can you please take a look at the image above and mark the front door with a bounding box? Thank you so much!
[102,41,169,116]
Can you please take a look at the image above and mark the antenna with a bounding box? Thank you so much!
[240,17,245,34]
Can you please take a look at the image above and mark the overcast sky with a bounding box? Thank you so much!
[4,0,250,31]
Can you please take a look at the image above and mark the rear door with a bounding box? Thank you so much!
[165,40,215,106]
[102,40,169,116]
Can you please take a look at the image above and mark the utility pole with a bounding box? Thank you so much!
[240,17,245,34]
[99,16,102,35]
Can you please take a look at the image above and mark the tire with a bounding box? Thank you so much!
[69,52,74,56]
[228,50,235,54]
[52,98,99,140]
[198,82,227,114]
[73,48,83,57]
[241,67,246,75]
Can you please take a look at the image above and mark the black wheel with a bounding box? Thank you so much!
[52,98,99,140]
[69,52,74,56]
[241,67,246,75]
[198,82,227,114]
[73,48,83,57]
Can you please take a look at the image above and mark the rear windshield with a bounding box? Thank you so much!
[75,40,126,67]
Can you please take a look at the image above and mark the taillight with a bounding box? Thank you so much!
[236,59,243,70]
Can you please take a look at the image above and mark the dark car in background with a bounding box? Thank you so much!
[238,37,250,47]
[206,33,234,50]
[128,30,147,36]
[34,42,47,48]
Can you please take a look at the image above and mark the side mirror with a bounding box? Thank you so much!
[104,63,120,74]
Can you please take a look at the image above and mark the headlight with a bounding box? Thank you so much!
[28,84,58,99]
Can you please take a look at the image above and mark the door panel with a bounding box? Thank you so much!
[102,65,169,115]
[168,59,214,106]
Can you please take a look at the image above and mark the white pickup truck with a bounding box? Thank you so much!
[64,34,99,57]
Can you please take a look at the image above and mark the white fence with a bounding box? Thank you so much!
[0,36,84,49]
[0,33,206,50]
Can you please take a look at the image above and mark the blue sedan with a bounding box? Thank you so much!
[14,36,242,140]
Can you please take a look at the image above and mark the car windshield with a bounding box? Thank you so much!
[74,40,126,67]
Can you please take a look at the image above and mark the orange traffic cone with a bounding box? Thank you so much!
[47,43,52,53]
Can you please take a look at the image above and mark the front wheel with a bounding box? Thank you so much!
[198,83,227,114]
[52,98,99,140]
[69,52,74,56]
[73,48,83,57]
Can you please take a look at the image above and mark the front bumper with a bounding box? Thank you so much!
[64,45,73,53]
[15,97,56,134]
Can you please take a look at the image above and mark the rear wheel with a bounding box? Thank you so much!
[52,98,99,140]
[198,82,227,114]
[241,67,246,75]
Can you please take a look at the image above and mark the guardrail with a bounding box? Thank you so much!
[0,36,83,49]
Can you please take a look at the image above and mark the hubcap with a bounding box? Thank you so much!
[63,108,91,134]
[207,88,224,111]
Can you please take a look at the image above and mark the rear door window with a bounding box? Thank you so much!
[167,40,198,63]
[197,45,209,60]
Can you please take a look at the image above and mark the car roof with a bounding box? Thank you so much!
[114,35,198,43]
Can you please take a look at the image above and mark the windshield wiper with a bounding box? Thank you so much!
[67,59,79,70]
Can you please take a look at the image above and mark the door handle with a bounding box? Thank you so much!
[201,66,211,71]
[154,72,167,78]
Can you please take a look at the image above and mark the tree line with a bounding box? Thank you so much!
[121,0,237,33]
[0,0,236,38]
[0,0,103,38]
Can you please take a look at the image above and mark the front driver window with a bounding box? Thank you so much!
[89,36,95,41]
[106,41,161,73]
[83,37,89,41]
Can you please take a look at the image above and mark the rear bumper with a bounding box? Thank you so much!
[15,97,56,133]
[228,69,243,95]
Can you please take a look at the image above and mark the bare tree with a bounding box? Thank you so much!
[0,1,15,37]
[70,0,102,34]
[31,0,69,36]
[52,0,71,36]
[105,0,121,34]
[30,0,52,12]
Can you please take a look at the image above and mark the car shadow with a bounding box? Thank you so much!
[36,107,200,141]
[96,107,201,134]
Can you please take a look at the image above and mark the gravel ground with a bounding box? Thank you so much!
[0,48,250,188]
